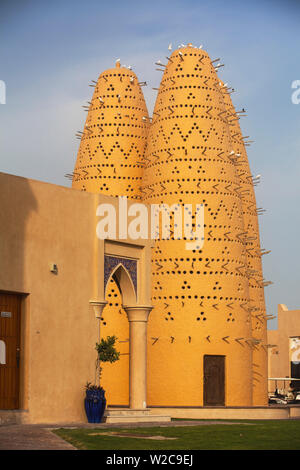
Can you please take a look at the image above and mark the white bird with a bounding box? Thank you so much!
[99,96,104,103]
[127,66,132,70]
[199,45,203,49]
[168,43,172,51]
[116,58,120,63]
[156,60,162,64]
[129,76,134,82]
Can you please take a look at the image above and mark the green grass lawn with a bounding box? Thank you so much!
[53,419,300,450]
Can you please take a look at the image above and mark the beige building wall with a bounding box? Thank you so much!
[268,304,300,393]
[0,172,152,423]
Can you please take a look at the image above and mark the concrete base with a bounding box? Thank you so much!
[149,405,300,420]
[2,405,300,426]
[103,408,171,424]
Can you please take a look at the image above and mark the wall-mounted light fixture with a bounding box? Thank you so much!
[49,263,58,275]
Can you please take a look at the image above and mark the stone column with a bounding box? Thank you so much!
[123,305,153,409]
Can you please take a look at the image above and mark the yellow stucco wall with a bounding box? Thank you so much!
[0,173,99,422]
[222,89,268,405]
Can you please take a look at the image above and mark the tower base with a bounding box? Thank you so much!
[103,408,171,424]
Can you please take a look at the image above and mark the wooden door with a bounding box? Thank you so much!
[203,355,225,406]
[0,293,21,409]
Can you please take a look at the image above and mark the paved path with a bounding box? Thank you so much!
[0,420,251,450]
[0,424,77,450]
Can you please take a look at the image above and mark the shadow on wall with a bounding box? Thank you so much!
[0,172,38,409]
[0,173,38,294]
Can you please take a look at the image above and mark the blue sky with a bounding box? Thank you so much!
[1,0,300,328]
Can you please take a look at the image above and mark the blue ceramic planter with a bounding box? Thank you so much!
[84,389,106,423]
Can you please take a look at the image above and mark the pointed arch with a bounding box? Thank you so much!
[105,261,137,306]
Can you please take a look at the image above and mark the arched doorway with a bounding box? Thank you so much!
[91,245,153,411]
[100,261,137,406]
[100,274,130,406]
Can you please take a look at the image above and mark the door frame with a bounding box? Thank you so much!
[203,354,226,406]
[0,291,22,410]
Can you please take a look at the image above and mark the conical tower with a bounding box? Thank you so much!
[72,61,150,199]
[222,90,268,405]
[142,44,258,407]
[72,62,150,406]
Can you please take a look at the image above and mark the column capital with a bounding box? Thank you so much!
[123,305,153,322]
[89,299,108,319]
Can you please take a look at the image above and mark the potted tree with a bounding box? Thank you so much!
[84,335,120,423]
